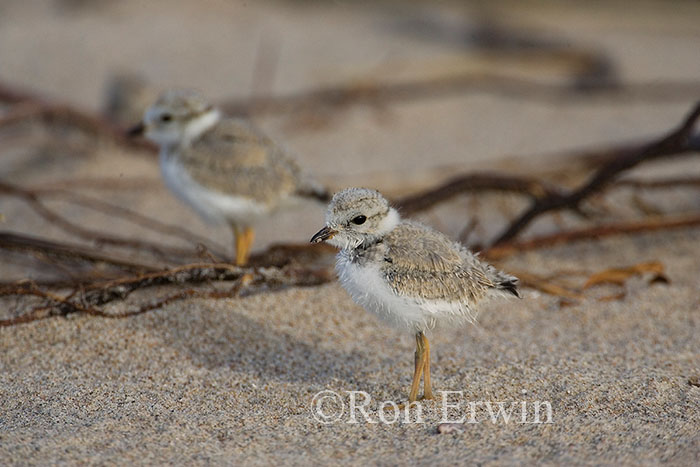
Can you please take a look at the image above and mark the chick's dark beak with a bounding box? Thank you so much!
[310,226,337,243]
[127,122,145,137]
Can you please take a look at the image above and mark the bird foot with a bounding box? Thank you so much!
[385,395,434,411]
[240,272,254,286]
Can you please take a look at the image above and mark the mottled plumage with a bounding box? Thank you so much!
[311,187,521,403]
[314,187,519,332]
[176,118,308,207]
[338,220,519,330]
[136,89,327,264]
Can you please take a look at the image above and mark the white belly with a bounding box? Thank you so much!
[160,153,268,225]
[335,253,434,332]
[335,252,480,333]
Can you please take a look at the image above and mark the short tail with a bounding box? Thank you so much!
[487,265,522,298]
[498,277,521,298]
[296,177,331,203]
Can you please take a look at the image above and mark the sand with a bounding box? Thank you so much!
[1,1,699,465]
[1,229,699,465]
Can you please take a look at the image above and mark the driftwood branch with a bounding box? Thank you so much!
[28,186,229,257]
[2,78,700,326]
[220,76,700,117]
[491,101,700,246]
[616,176,700,189]
[485,213,700,259]
[0,100,155,152]
[387,102,700,219]
[0,182,212,262]
[2,74,699,153]
[0,262,333,327]
[0,232,160,273]
[393,172,564,215]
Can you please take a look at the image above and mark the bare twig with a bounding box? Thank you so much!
[0,262,333,327]
[2,74,699,154]
[29,187,229,258]
[0,100,155,152]
[220,75,700,117]
[0,182,203,261]
[491,102,700,246]
[0,232,160,273]
[389,168,700,223]
[616,176,700,189]
[485,213,700,259]
[504,270,582,300]
[393,172,563,215]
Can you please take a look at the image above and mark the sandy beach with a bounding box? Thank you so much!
[1,1,699,464]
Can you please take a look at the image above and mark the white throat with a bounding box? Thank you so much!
[183,109,221,145]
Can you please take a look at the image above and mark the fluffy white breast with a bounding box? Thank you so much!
[335,251,433,332]
[159,151,267,225]
[335,248,481,333]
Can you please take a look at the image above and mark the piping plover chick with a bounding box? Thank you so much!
[311,188,520,404]
[131,90,328,265]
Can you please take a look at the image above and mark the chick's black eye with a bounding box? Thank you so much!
[160,114,172,122]
[351,215,367,225]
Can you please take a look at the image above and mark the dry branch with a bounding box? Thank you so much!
[2,75,699,154]
[491,101,700,246]
[616,176,700,189]
[29,187,229,258]
[505,270,582,300]
[0,100,155,152]
[485,213,700,259]
[2,82,700,327]
[0,182,206,262]
[219,75,700,117]
[393,172,564,215]
[0,232,160,273]
[582,261,666,289]
[0,263,333,327]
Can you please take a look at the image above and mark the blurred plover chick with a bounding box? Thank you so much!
[311,188,520,404]
[130,90,328,265]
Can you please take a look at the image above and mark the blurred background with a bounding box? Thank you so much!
[1,0,699,278]
[3,4,700,462]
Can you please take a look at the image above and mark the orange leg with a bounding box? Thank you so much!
[408,332,427,403]
[232,225,253,266]
[385,332,432,411]
[421,333,434,400]
[243,227,255,264]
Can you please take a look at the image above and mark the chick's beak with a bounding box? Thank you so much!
[310,226,337,243]
[127,122,145,137]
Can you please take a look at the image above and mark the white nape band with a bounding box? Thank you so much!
[183,109,221,144]
[376,208,400,236]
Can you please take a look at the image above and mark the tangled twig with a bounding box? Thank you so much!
[491,101,700,245]
[2,78,699,327]
[0,100,155,152]
[0,263,333,327]
[0,232,160,273]
[393,172,564,215]
[485,213,700,259]
[27,186,229,257]
[0,182,210,262]
[219,75,700,117]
